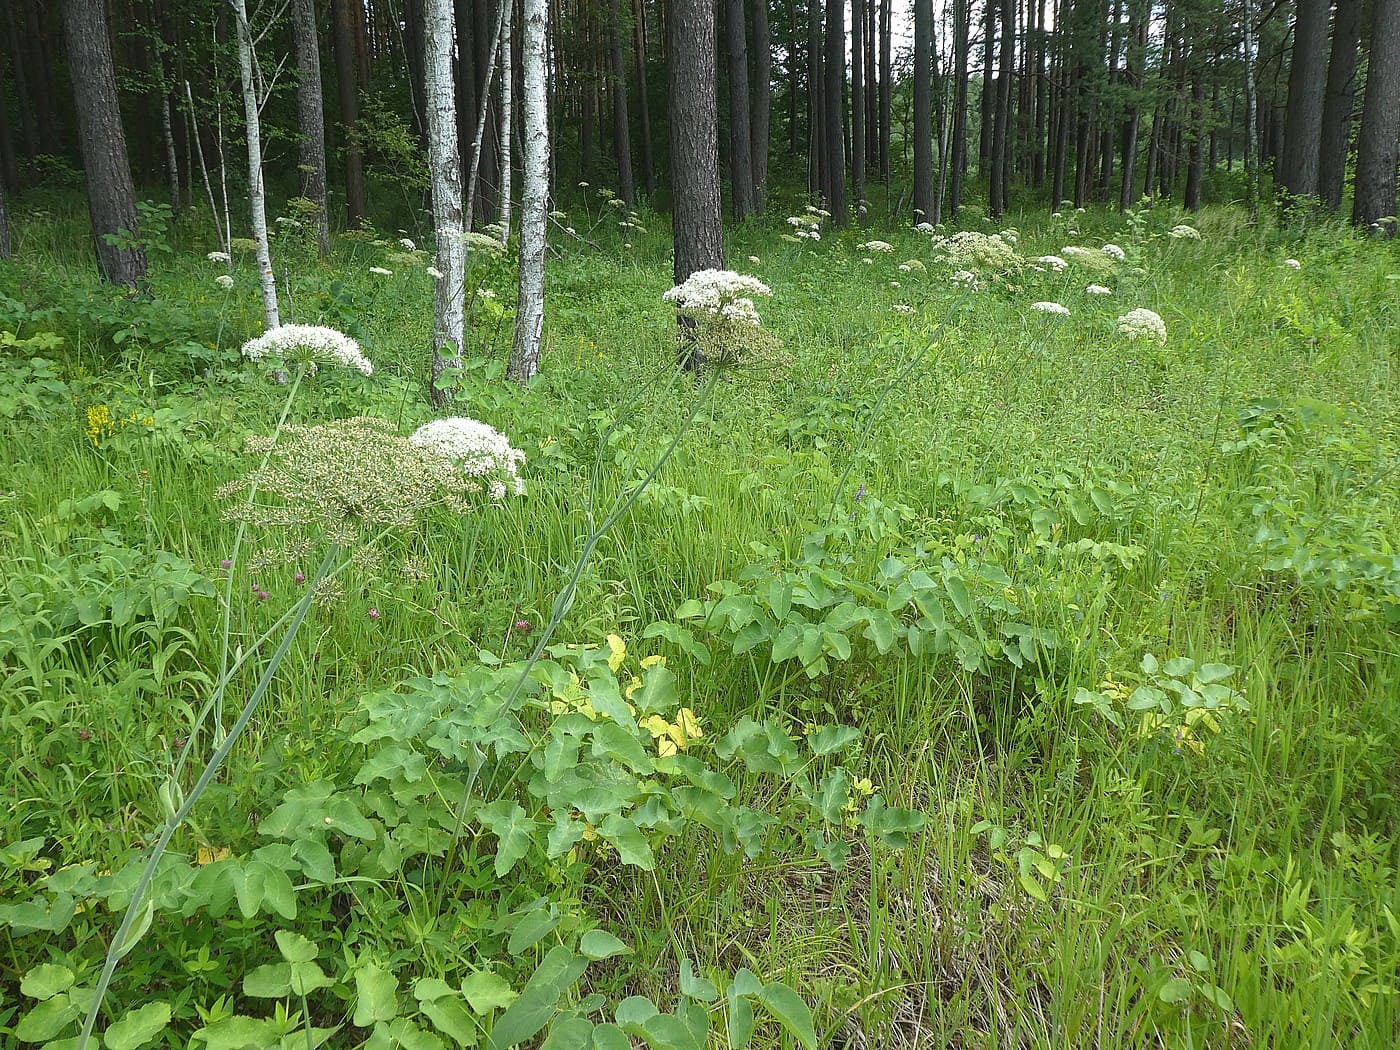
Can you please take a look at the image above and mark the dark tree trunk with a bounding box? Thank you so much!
[823,0,845,221]
[990,0,1014,217]
[1184,73,1206,209]
[979,0,994,172]
[472,0,498,221]
[0,172,10,258]
[0,50,16,188]
[404,0,428,140]
[879,0,891,180]
[1279,0,1329,204]
[632,0,656,196]
[1032,0,1047,187]
[1050,0,1072,207]
[333,0,367,220]
[851,0,865,215]
[751,0,770,212]
[1118,0,1146,209]
[293,0,330,258]
[26,0,62,155]
[1318,0,1361,212]
[950,0,969,217]
[725,0,755,218]
[455,0,478,201]
[60,0,146,288]
[608,0,635,207]
[913,0,933,222]
[668,0,725,368]
[3,3,37,166]
[1353,0,1400,233]
[807,0,824,195]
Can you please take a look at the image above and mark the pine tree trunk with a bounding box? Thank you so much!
[60,0,147,288]
[510,0,548,381]
[1032,0,1047,187]
[1184,73,1206,210]
[293,0,330,258]
[231,0,280,328]
[464,0,507,227]
[991,0,1013,217]
[1353,0,1400,233]
[425,0,467,399]
[3,3,37,166]
[822,0,845,222]
[851,0,865,216]
[1318,0,1361,212]
[979,0,994,172]
[606,0,634,207]
[725,0,755,219]
[632,0,656,196]
[669,0,725,370]
[1279,0,1329,204]
[879,0,891,181]
[950,0,969,218]
[807,0,824,194]
[1119,0,1145,209]
[0,173,10,258]
[498,0,512,236]
[332,0,367,220]
[912,0,933,222]
[1242,0,1259,219]
[751,0,770,212]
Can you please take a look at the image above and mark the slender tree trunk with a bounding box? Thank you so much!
[991,0,1013,217]
[293,0,330,258]
[1184,72,1206,210]
[1318,0,1361,212]
[726,0,755,218]
[912,0,934,222]
[979,0,994,172]
[60,0,147,288]
[230,0,279,328]
[1242,0,1259,219]
[851,0,866,216]
[498,0,512,236]
[332,0,367,220]
[510,0,548,380]
[1032,0,1047,187]
[823,0,846,222]
[3,4,37,165]
[0,173,10,258]
[425,0,467,399]
[950,0,969,218]
[669,0,725,369]
[752,0,770,212]
[1279,0,1329,204]
[607,0,634,206]
[1353,0,1400,233]
[1119,0,1145,209]
[879,0,892,181]
[473,0,500,220]
[632,0,656,196]
[464,0,507,227]
[807,0,824,194]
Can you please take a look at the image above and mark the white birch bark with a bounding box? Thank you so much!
[231,0,279,328]
[425,0,467,402]
[509,0,548,384]
[497,0,513,242]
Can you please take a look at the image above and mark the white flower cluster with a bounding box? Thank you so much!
[1283,258,1301,270]
[859,240,895,253]
[1168,224,1201,240]
[786,214,822,240]
[1085,284,1112,295]
[215,274,235,290]
[369,266,393,276]
[899,259,927,274]
[1032,301,1070,316]
[892,304,915,314]
[1116,307,1167,343]
[933,231,1021,274]
[241,324,374,376]
[207,250,232,264]
[459,230,508,255]
[1002,228,1020,245]
[915,222,936,234]
[1062,246,1097,260]
[1101,243,1126,261]
[409,417,526,499]
[1035,254,1069,273]
[950,269,979,288]
[399,237,417,252]
[662,269,772,328]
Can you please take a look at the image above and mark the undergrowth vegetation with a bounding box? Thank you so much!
[1,189,1398,1048]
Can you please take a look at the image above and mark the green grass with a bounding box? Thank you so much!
[1,188,1398,1048]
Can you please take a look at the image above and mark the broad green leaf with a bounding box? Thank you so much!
[726,994,755,1048]
[614,996,659,1030]
[728,968,762,999]
[477,801,539,878]
[103,1000,172,1050]
[20,964,74,1001]
[1163,656,1195,677]
[421,995,480,1046]
[539,1017,594,1049]
[944,574,973,618]
[679,959,717,1002]
[598,814,654,869]
[275,929,319,964]
[1195,663,1234,684]
[1158,978,1193,1003]
[113,900,155,961]
[806,725,860,757]
[243,963,292,999]
[589,1023,631,1050]
[487,946,586,1049]
[461,971,517,1015]
[366,1020,444,1050]
[1018,873,1049,901]
[579,930,632,961]
[353,965,400,1027]
[14,995,79,1042]
[507,910,561,956]
[756,984,817,1049]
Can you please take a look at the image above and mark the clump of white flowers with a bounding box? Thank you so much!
[859,240,895,253]
[399,237,417,252]
[1283,258,1301,270]
[899,259,927,274]
[933,231,1021,276]
[1035,255,1069,273]
[1117,307,1167,343]
[1085,284,1112,295]
[215,274,235,290]
[459,230,508,256]
[950,269,980,288]
[1168,224,1201,240]
[786,214,822,241]
[663,270,782,369]
[892,304,915,314]
[241,324,373,376]
[1101,243,1126,261]
[914,221,936,234]
[1031,301,1070,316]
[369,266,393,276]
[207,250,232,264]
[426,265,444,280]
[410,417,526,500]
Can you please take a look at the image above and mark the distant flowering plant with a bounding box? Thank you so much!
[1035,255,1069,273]
[950,269,979,288]
[241,324,373,376]
[1101,243,1126,261]
[207,250,232,264]
[663,269,782,369]
[399,237,417,252]
[215,274,235,290]
[1283,258,1301,270]
[1117,307,1167,343]
[410,417,527,500]
[1168,224,1201,240]
[1031,301,1070,316]
[858,240,895,253]
[933,231,1021,276]
[369,266,393,276]
[1085,284,1112,295]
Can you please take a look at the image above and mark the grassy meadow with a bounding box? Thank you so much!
[1,187,1398,1048]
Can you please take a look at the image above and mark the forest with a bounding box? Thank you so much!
[0,0,1398,1047]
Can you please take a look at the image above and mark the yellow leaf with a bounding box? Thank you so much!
[675,708,703,741]
[196,846,230,866]
[640,654,666,670]
[606,634,626,672]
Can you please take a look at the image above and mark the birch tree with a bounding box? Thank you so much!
[509,0,548,384]
[425,0,467,400]
[230,0,279,329]
[497,0,512,241]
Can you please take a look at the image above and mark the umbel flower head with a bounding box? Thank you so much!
[241,324,373,376]
[932,231,1021,276]
[1117,307,1167,343]
[410,417,527,500]
[1031,301,1070,316]
[663,270,782,370]
[216,416,476,550]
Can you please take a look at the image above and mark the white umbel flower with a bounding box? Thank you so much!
[1031,301,1070,316]
[207,250,232,263]
[410,417,526,497]
[1085,284,1112,295]
[1283,258,1301,270]
[215,274,235,290]
[662,269,772,327]
[241,324,374,376]
[1036,255,1069,272]
[858,240,895,253]
[369,266,393,276]
[399,237,417,251]
[1116,307,1167,343]
[1101,243,1126,261]
[1168,224,1201,240]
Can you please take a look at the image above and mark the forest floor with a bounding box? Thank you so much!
[1,189,1398,1048]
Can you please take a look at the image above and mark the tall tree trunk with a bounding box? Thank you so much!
[1353,0,1400,234]
[3,3,37,166]
[1119,0,1145,209]
[979,0,994,172]
[332,0,367,220]
[1279,0,1329,204]
[1242,0,1259,219]
[726,0,755,218]
[293,0,330,258]
[60,0,147,288]
[498,0,512,236]
[1318,0,1361,212]
[807,0,824,194]
[949,0,969,217]
[751,0,770,212]
[991,0,1014,217]
[0,172,10,258]
[669,0,725,369]
[1184,72,1206,209]
[464,0,507,227]
[879,0,891,181]
[511,0,548,381]
[231,0,280,329]
[912,0,934,222]
[1032,0,1048,187]
[607,0,635,207]
[823,0,846,222]
[425,0,467,400]
[632,0,656,196]
[851,0,866,216]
